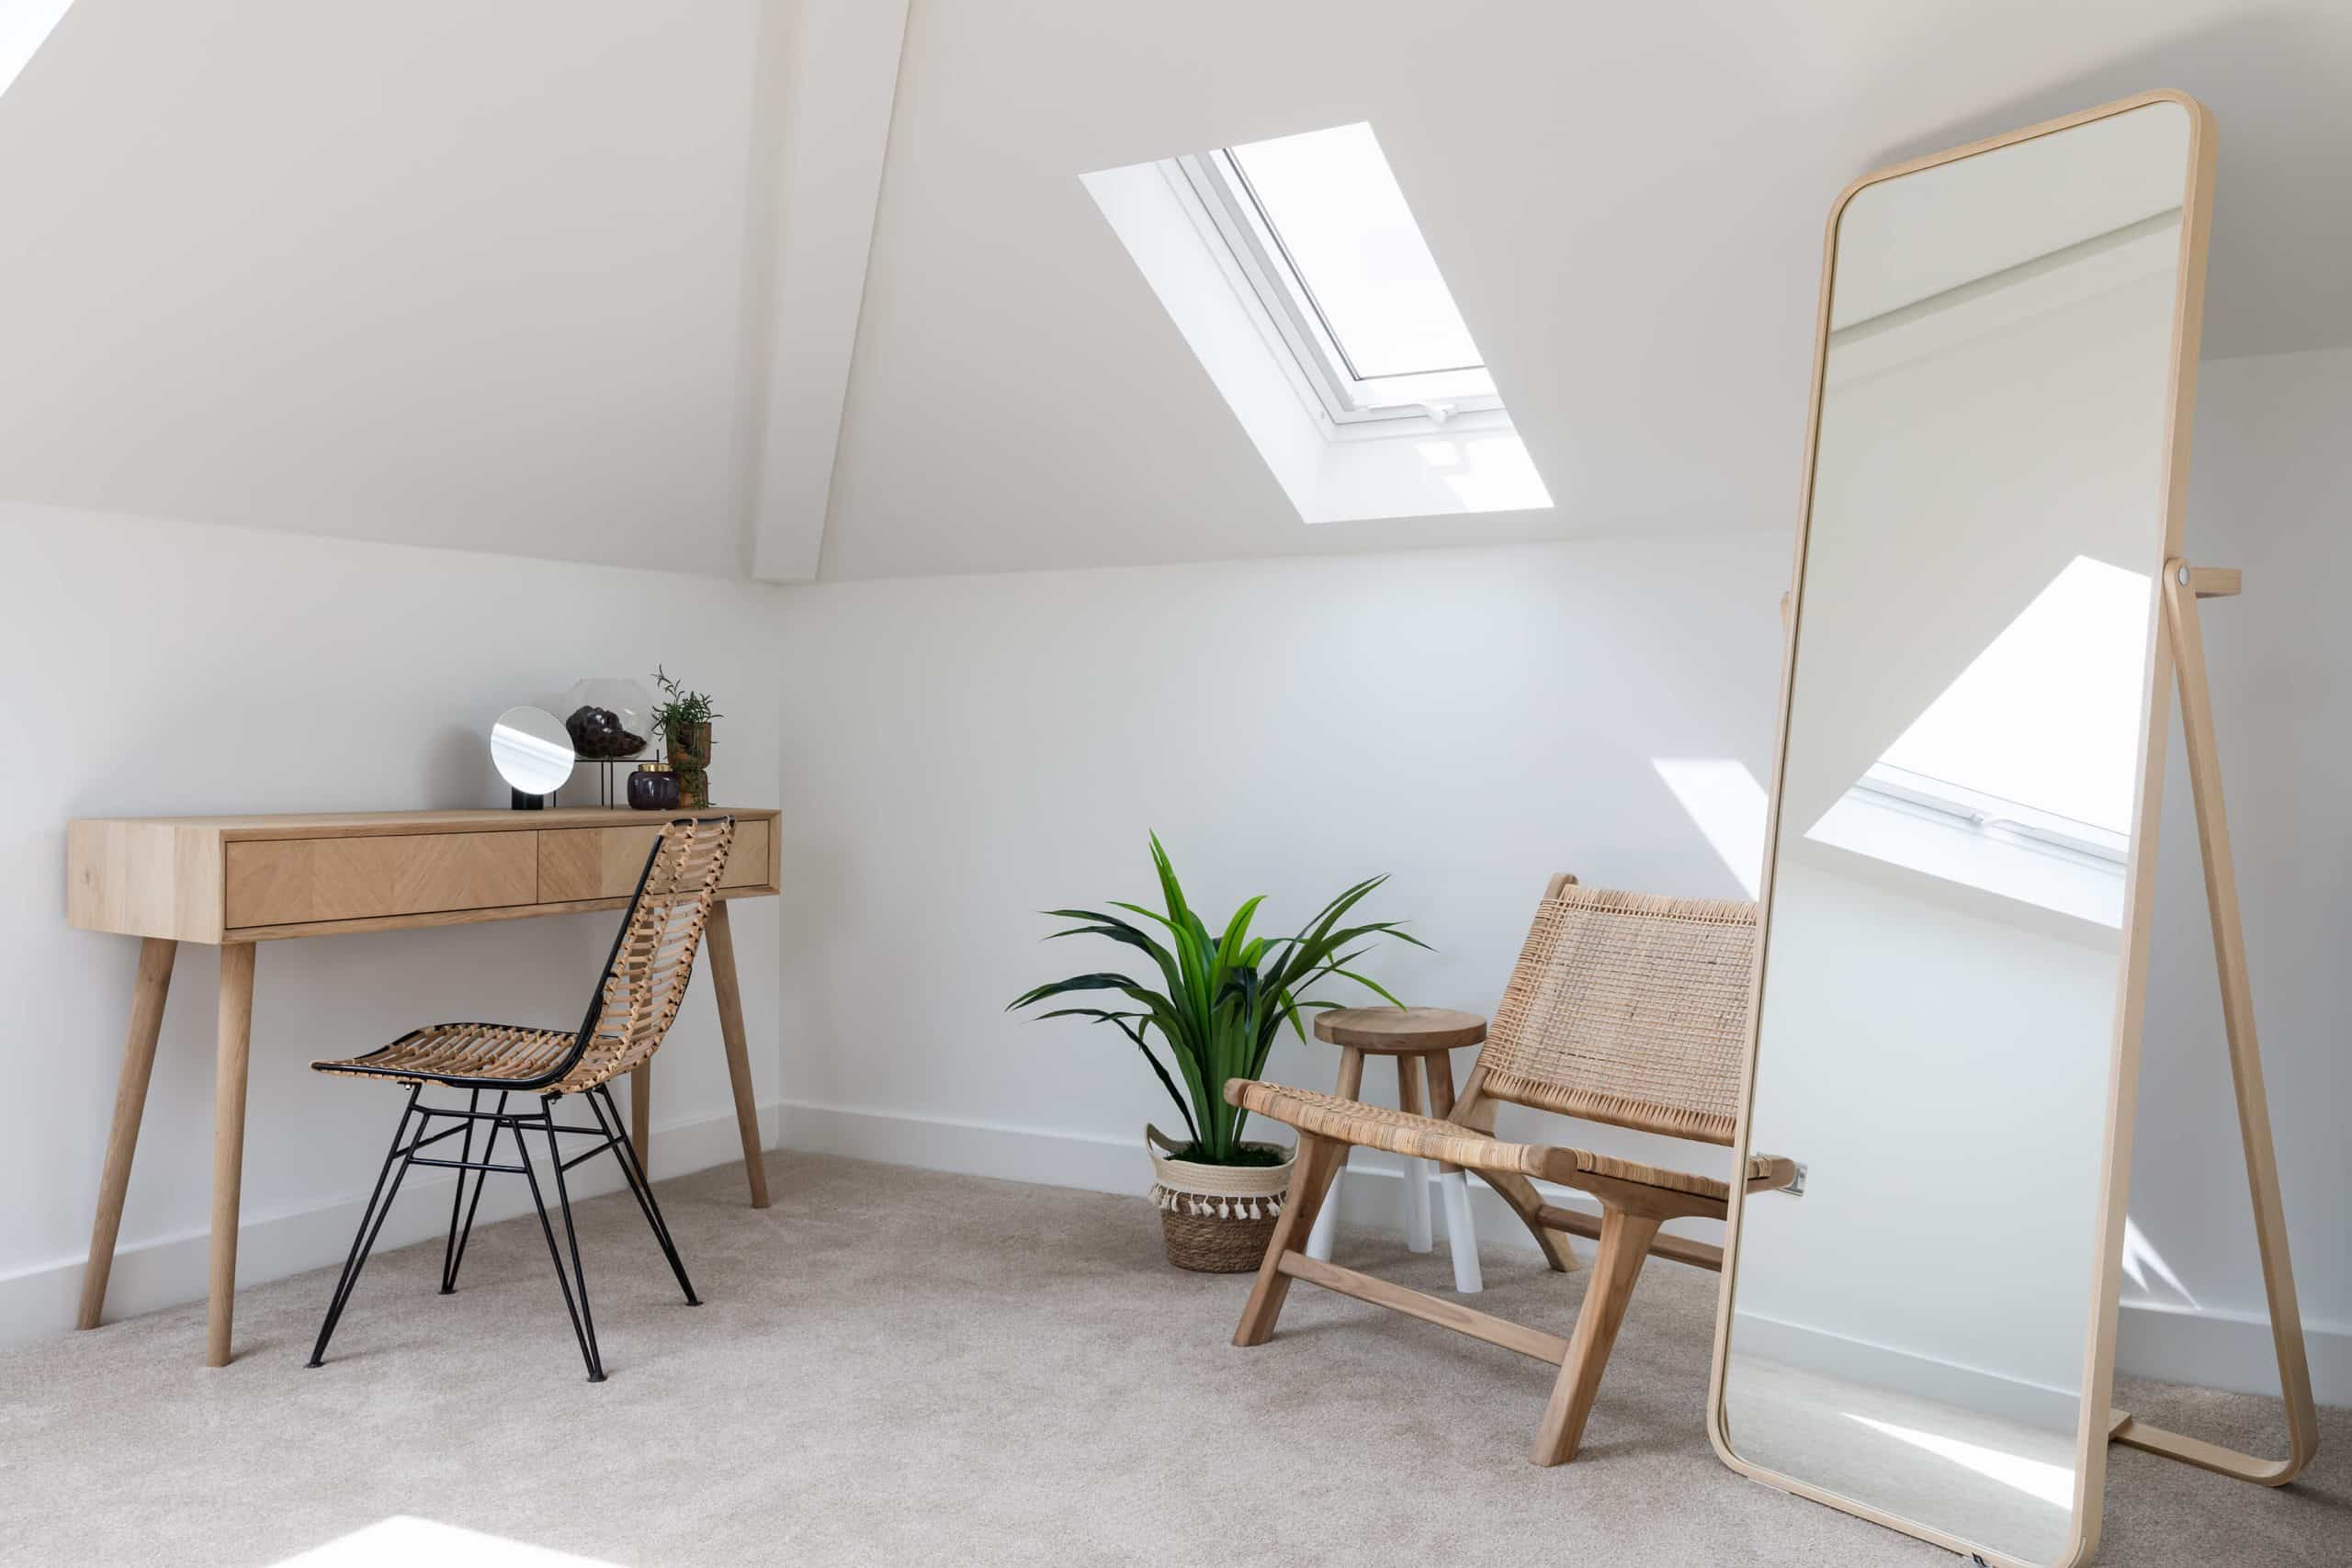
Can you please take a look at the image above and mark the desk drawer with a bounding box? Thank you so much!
[537,818,768,903]
[224,832,539,929]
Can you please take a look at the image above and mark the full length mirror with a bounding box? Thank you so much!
[1712,96,2212,1568]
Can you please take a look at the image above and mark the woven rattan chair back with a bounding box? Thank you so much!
[561,815,736,1092]
[1473,879,1757,1146]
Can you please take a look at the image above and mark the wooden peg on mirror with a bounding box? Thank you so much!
[2178,562,2242,599]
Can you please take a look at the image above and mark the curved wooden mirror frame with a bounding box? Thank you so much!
[1701,89,2294,1568]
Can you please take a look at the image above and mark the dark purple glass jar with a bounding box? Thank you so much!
[628,761,682,811]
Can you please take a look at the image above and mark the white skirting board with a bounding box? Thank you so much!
[0,1101,782,1350]
[778,1100,2350,1407]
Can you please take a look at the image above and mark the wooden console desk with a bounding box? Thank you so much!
[66,806,782,1367]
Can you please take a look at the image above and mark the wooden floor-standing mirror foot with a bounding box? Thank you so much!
[1705,92,2319,1567]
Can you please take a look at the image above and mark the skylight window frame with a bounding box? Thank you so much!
[1853,761,2130,870]
[1171,147,1503,429]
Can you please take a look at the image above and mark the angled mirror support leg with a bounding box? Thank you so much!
[2109,562,2320,1486]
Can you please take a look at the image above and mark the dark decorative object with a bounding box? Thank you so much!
[565,705,648,760]
[652,666,722,809]
[559,679,652,761]
[628,761,682,811]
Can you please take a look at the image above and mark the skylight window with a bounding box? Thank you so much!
[1229,130,1482,378]
[1082,121,1551,525]
[1178,124,1499,424]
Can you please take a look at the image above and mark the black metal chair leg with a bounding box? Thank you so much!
[309,1084,424,1368]
[442,1089,510,1293]
[539,1100,606,1378]
[516,1105,605,1382]
[588,1084,699,1305]
[437,1089,481,1293]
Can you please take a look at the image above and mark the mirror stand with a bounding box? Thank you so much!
[2105,560,2321,1486]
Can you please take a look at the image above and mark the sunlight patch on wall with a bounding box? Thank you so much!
[2119,1214,2199,1310]
[1653,758,1766,897]
[0,0,74,99]
[273,1517,626,1568]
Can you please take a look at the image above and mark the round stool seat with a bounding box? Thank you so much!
[1311,1006,1487,1054]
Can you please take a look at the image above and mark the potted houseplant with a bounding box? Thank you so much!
[651,665,722,808]
[1010,835,1423,1271]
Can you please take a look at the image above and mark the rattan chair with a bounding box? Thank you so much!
[306,815,736,1382]
[1228,874,1798,1465]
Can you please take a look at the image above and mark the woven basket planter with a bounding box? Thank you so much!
[1146,1124,1295,1273]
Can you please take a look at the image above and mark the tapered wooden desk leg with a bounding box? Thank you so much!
[208,943,256,1369]
[704,901,770,1209]
[630,1065,651,1174]
[77,938,178,1330]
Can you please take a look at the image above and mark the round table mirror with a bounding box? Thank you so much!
[491,705,576,809]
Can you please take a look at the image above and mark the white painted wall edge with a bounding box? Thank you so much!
[749,0,911,582]
[777,1101,2350,1409]
[1,1103,782,1352]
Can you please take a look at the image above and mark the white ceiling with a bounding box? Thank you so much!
[820,0,2352,580]
[0,2,2344,583]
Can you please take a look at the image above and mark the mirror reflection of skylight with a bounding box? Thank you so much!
[1227,123,1483,381]
[1802,556,2151,928]
[1876,556,2148,836]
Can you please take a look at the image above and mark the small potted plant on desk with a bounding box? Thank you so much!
[1010,836,1422,1272]
[651,666,722,808]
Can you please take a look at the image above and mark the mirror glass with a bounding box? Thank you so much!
[1718,100,2200,1568]
[491,705,576,798]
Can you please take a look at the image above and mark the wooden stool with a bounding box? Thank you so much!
[1303,1007,1486,1293]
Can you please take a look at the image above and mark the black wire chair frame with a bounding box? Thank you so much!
[305,815,732,1381]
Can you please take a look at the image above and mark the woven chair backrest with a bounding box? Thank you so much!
[564,815,734,1089]
[1474,878,1758,1146]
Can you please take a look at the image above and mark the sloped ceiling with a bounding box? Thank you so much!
[818,0,2352,580]
[0,0,781,577]
[0,2,2346,584]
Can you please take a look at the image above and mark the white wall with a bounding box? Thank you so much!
[0,504,786,1347]
[771,348,2352,1406]
[772,532,1787,1218]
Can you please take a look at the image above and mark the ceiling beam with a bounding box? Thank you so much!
[748,0,910,582]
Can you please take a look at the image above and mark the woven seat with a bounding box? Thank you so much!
[1229,1081,1790,1202]
[317,1023,583,1089]
[305,815,735,1382]
[1231,875,1798,1469]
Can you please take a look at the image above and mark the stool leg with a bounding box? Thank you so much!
[1440,1171,1484,1293]
[1422,1052,1480,1292]
[1306,1045,1366,1262]
[1305,1163,1343,1261]
[1396,1055,1432,1254]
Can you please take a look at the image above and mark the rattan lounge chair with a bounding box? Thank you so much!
[1228,874,1798,1464]
[306,815,736,1382]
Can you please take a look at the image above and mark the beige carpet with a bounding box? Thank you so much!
[2,1153,2345,1567]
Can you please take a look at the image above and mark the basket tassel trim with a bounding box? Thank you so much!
[1150,1184,1283,1221]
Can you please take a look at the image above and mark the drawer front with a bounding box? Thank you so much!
[225,832,539,929]
[537,819,769,903]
